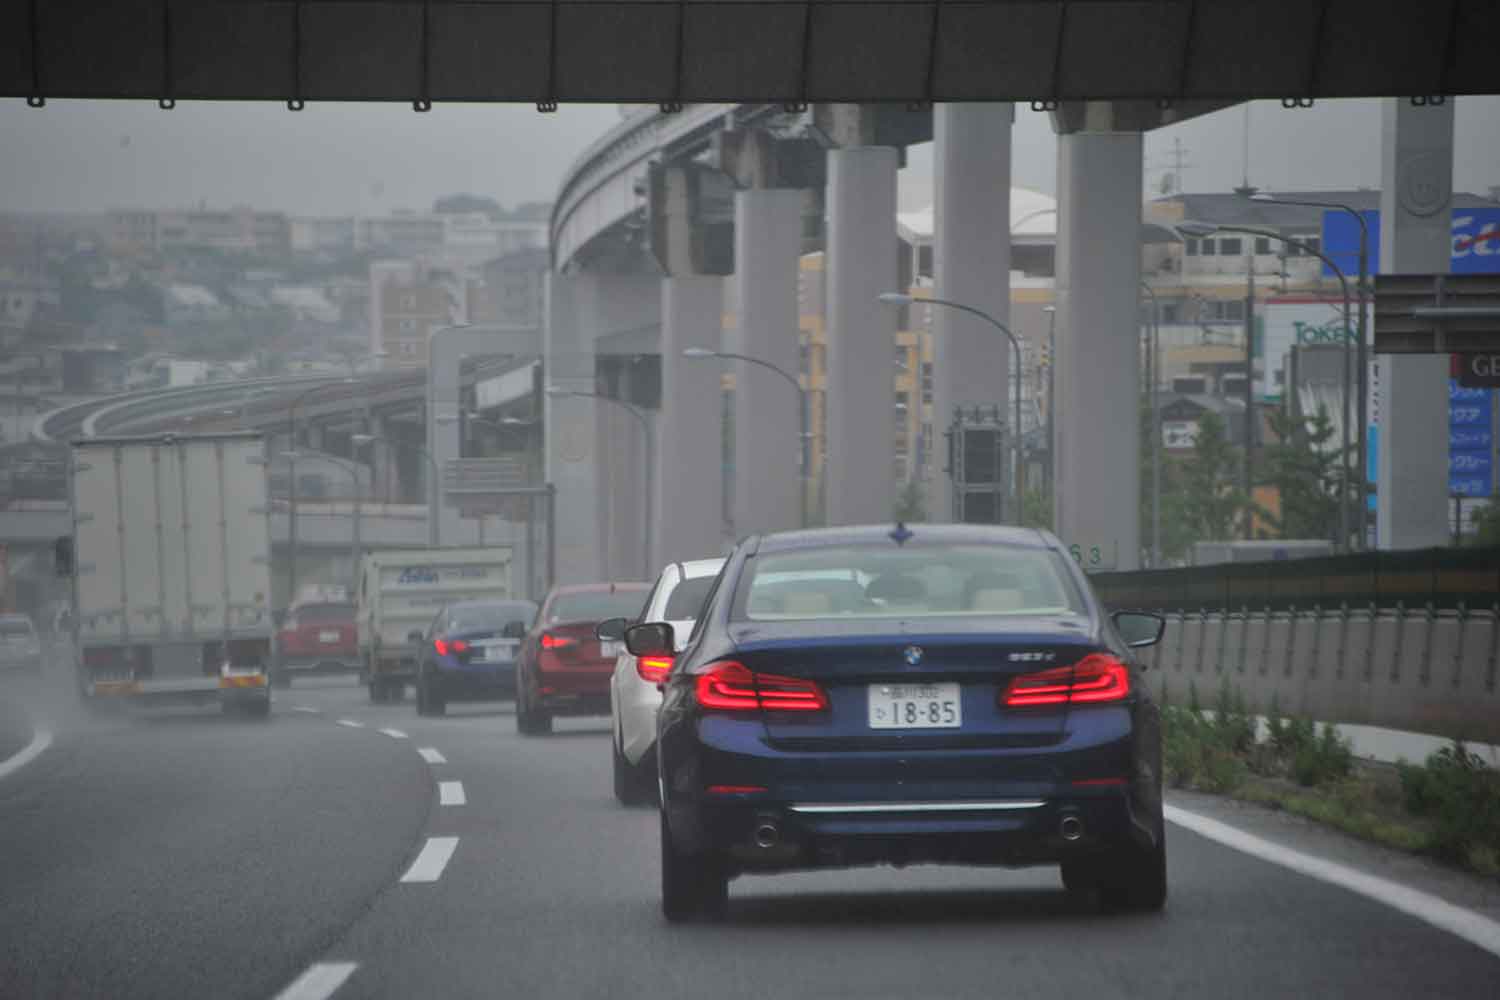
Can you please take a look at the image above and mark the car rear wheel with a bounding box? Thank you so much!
[421,678,446,717]
[516,689,552,735]
[1099,834,1167,912]
[613,738,652,806]
[660,810,728,922]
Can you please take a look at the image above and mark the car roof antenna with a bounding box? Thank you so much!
[889,522,914,546]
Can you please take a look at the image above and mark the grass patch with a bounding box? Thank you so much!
[1160,679,1498,880]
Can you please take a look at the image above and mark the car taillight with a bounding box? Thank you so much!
[637,655,673,684]
[541,633,577,650]
[433,638,469,657]
[695,661,828,713]
[1003,653,1130,707]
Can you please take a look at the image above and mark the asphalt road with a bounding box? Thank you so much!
[2,655,1499,1000]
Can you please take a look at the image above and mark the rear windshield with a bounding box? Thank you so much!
[295,603,354,623]
[546,590,647,624]
[734,543,1086,621]
[0,617,35,637]
[663,575,717,622]
[448,602,537,634]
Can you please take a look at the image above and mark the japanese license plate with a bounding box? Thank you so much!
[867,683,961,729]
[318,630,341,643]
[476,639,519,662]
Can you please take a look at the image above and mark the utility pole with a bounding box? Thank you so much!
[1243,255,1256,539]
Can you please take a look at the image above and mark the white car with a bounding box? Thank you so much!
[603,557,725,805]
[0,614,43,673]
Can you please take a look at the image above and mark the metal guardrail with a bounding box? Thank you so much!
[1092,546,1500,615]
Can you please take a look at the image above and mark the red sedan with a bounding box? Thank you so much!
[515,582,650,735]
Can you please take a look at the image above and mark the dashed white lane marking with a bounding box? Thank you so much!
[1166,804,1500,959]
[417,747,447,764]
[335,719,364,729]
[438,780,466,806]
[400,836,459,883]
[0,724,52,781]
[292,706,320,714]
[272,961,358,1000]
[378,728,408,739]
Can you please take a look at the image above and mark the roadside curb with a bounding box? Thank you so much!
[0,701,53,782]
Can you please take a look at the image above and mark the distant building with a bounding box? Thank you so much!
[290,216,356,255]
[368,259,466,366]
[107,207,291,256]
[163,283,230,328]
[466,247,548,330]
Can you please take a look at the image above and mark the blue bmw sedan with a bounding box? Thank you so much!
[628,524,1167,922]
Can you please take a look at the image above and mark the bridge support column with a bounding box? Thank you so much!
[932,103,1015,522]
[544,273,602,584]
[656,276,726,564]
[731,188,804,536]
[1053,129,1143,572]
[1377,99,1454,550]
[825,145,899,526]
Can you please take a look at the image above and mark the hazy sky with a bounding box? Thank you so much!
[3,98,1498,217]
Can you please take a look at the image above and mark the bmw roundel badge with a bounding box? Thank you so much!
[903,645,924,667]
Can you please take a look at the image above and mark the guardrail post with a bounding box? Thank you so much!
[1418,600,1436,688]
[1175,608,1187,673]
[1216,606,1230,676]
[1283,604,1298,678]
[1336,602,1350,680]
[1308,603,1322,679]
[1487,603,1499,694]
[1258,604,1274,677]
[1451,601,1467,690]
[1389,600,1406,684]
[1237,605,1251,675]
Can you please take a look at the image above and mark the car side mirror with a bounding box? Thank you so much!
[1112,610,1166,649]
[407,629,424,644]
[595,617,628,642]
[502,620,527,639]
[625,622,674,658]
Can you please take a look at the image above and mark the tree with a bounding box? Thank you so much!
[1260,405,1350,542]
[894,478,927,522]
[1176,410,1248,549]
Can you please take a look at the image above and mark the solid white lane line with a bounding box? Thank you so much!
[417,747,447,764]
[400,836,459,883]
[1166,804,1500,960]
[272,961,358,1000]
[292,706,320,714]
[378,728,408,740]
[0,725,52,782]
[335,719,364,729]
[438,780,466,806]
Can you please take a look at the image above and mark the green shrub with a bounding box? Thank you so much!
[1292,724,1354,787]
[1400,741,1500,867]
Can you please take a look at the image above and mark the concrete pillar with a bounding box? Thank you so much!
[1053,130,1144,571]
[656,276,726,564]
[1377,99,1454,550]
[731,188,804,536]
[544,273,602,584]
[932,103,1015,521]
[825,146,899,526]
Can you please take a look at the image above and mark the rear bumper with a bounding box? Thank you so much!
[280,655,360,674]
[534,663,612,716]
[84,675,270,706]
[431,663,517,699]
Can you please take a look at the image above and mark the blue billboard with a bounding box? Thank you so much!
[1323,208,1500,278]
[1450,381,1494,497]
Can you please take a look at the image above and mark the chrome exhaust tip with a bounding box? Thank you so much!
[753,822,781,849]
[1059,815,1084,842]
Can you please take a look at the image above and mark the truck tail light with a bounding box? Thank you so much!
[1003,653,1130,707]
[695,661,828,713]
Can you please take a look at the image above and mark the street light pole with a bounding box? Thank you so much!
[879,293,1025,525]
[1250,193,1369,548]
[682,347,808,529]
[1178,221,1356,549]
[1042,306,1057,503]
[1139,283,1163,568]
[285,378,356,607]
[546,386,654,578]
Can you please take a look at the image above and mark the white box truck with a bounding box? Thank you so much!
[357,548,514,702]
[70,433,275,715]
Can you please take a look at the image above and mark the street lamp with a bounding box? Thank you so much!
[682,346,808,529]
[1178,220,1356,550]
[878,292,1025,525]
[352,433,443,547]
[280,450,364,597]
[546,385,653,577]
[285,377,358,607]
[1042,306,1057,503]
[1249,191,1370,548]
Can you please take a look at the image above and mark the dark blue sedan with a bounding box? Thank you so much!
[414,599,538,717]
[628,524,1167,921]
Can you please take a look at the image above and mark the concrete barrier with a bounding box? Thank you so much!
[1148,605,1500,743]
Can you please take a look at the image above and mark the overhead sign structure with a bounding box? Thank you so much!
[1372,273,1500,354]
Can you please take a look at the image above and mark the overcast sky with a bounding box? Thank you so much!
[3,98,1498,217]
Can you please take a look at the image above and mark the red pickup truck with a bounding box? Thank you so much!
[274,601,359,686]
